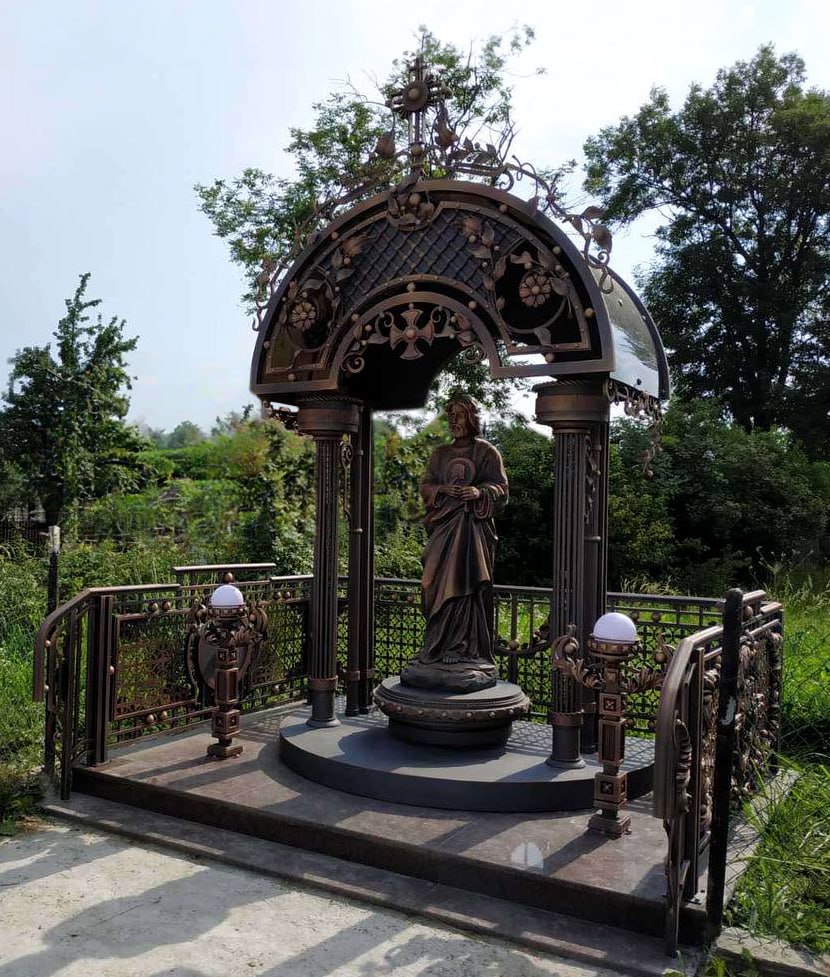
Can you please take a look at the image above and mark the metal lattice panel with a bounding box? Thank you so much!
[337,208,512,310]
[373,581,425,681]
[112,613,198,740]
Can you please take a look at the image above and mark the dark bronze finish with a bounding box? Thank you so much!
[34,567,783,953]
[535,379,611,766]
[375,395,526,745]
[33,575,729,797]
[588,644,632,836]
[246,55,629,347]
[653,590,783,956]
[705,588,742,936]
[400,395,508,694]
[373,677,529,749]
[346,407,375,716]
[607,381,664,478]
[249,181,669,410]
[581,424,609,753]
[298,398,359,727]
[187,596,268,760]
[553,627,661,836]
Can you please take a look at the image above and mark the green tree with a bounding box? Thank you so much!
[165,420,205,449]
[658,400,829,592]
[584,46,830,451]
[488,421,554,586]
[195,27,540,411]
[0,274,141,524]
[606,401,830,594]
[211,405,254,439]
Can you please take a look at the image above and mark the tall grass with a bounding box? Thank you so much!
[728,765,830,953]
[725,578,830,953]
[0,542,45,828]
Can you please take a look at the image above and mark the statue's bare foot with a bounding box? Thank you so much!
[442,654,460,664]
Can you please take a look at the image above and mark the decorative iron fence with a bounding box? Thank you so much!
[33,567,784,955]
[34,565,727,798]
[653,589,783,954]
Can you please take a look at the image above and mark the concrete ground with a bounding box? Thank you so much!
[0,820,624,977]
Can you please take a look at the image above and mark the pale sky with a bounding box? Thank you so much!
[2,0,828,432]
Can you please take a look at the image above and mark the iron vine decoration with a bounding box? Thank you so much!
[551,624,676,696]
[251,55,617,335]
[606,379,664,478]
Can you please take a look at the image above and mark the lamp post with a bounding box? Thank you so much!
[192,583,268,760]
[586,613,640,836]
[554,612,667,837]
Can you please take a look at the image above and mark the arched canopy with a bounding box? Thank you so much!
[250,180,669,410]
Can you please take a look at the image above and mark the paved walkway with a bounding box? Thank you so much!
[0,820,621,977]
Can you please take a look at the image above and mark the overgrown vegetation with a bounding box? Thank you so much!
[721,581,830,954]
[729,764,830,953]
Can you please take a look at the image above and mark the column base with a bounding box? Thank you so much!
[548,715,583,767]
[546,755,586,770]
[306,716,340,729]
[588,812,631,837]
[308,688,338,728]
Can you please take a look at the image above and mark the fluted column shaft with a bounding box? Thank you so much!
[346,407,375,716]
[535,379,611,766]
[297,400,360,728]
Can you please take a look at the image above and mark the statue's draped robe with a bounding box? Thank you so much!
[418,437,508,666]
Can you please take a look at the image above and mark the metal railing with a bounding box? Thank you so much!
[653,589,783,954]
[33,566,784,956]
[34,566,726,795]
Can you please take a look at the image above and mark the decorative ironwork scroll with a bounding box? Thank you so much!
[342,303,483,376]
[250,55,617,336]
[653,591,784,955]
[607,379,664,478]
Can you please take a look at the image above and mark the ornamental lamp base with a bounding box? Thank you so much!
[206,741,243,760]
[588,812,631,837]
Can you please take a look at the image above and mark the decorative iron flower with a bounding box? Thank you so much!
[289,300,317,332]
[519,272,554,307]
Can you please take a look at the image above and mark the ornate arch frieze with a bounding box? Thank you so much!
[251,182,637,408]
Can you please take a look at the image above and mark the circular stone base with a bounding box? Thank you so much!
[373,677,530,748]
[278,710,655,812]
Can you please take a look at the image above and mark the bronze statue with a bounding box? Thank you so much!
[401,394,509,692]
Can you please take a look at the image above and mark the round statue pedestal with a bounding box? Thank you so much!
[373,676,530,748]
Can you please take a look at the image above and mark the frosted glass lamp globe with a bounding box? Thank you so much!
[210,584,245,610]
[592,612,638,646]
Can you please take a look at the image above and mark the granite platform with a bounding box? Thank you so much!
[279,708,654,811]
[70,706,709,945]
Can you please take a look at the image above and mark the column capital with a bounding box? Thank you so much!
[534,378,610,430]
[296,397,360,437]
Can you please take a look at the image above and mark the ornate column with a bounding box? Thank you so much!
[535,378,611,766]
[581,419,610,753]
[297,398,360,727]
[345,407,375,716]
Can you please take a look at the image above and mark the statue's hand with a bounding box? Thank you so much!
[457,486,481,501]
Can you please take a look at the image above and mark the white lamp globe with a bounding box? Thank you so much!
[593,612,638,645]
[210,584,245,609]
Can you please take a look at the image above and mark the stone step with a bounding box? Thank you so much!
[42,791,698,977]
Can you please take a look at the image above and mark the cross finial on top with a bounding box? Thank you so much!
[387,55,450,175]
